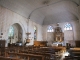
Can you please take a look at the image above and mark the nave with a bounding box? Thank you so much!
[0,41,80,60]
[0,0,80,60]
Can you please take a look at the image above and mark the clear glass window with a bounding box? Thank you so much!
[47,26,53,32]
[64,23,72,30]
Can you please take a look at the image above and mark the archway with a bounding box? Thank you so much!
[8,23,23,44]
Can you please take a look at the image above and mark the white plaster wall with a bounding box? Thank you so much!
[26,20,43,46]
[0,6,43,47]
[42,21,80,46]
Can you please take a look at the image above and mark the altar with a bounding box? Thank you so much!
[52,42,64,46]
[53,23,64,46]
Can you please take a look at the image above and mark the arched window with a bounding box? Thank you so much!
[64,23,72,30]
[47,26,53,32]
[34,26,37,40]
[8,26,14,39]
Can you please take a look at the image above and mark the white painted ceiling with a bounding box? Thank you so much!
[0,0,79,25]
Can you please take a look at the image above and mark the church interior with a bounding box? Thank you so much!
[0,0,80,60]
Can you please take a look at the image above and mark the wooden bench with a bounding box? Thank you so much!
[6,52,45,60]
[0,56,20,60]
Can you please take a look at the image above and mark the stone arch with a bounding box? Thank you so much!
[8,23,23,44]
[5,22,26,47]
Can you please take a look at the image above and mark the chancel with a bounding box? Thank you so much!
[0,0,80,60]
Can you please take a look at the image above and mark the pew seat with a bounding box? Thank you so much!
[0,56,20,60]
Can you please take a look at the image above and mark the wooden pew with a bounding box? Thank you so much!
[0,56,20,60]
[17,53,44,60]
[6,52,45,60]
[64,56,80,60]
[20,48,56,60]
[3,46,65,60]
[64,48,80,60]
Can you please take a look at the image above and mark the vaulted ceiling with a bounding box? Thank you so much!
[0,0,79,25]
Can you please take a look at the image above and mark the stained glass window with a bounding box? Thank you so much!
[8,26,14,39]
[47,26,53,32]
[64,23,72,30]
[34,26,37,40]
